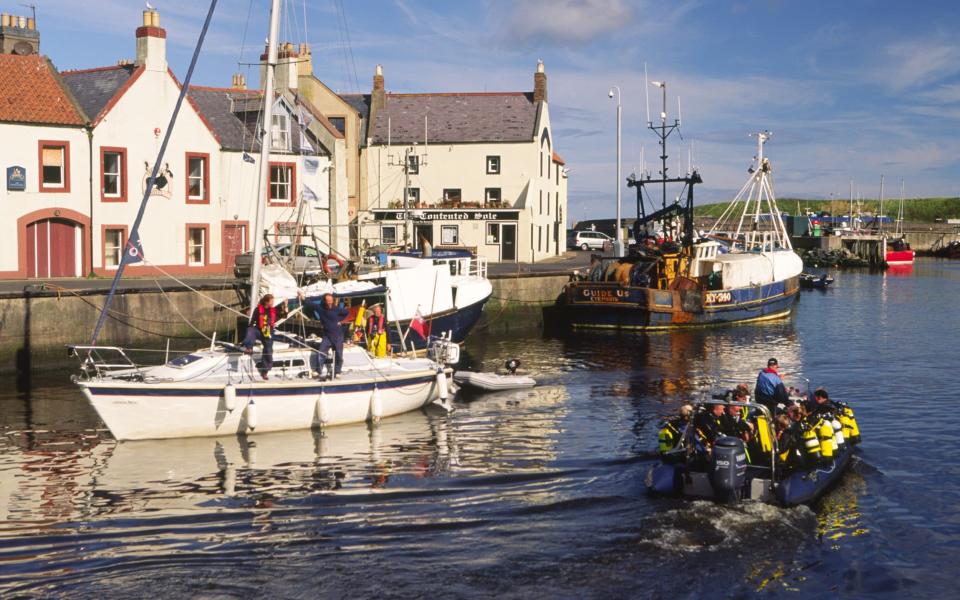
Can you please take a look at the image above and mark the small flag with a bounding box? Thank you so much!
[242,152,256,164]
[410,308,430,340]
[123,231,145,264]
[302,184,318,202]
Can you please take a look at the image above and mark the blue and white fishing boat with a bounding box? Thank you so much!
[559,96,802,329]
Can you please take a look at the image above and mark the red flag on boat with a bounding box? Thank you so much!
[410,308,430,339]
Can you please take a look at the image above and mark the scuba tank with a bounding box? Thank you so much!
[802,424,821,465]
[658,420,682,453]
[755,413,773,454]
[817,418,835,462]
[831,417,845,451]
[709,436,748,503]
[840,405,861,444]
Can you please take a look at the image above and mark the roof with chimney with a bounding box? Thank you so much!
[0,54,86,125]
[368,92,538,145]
[339,93,371,141]
[187,86,340,152]
[61,64,140,125]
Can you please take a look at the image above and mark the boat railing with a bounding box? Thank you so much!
[470,257,488,279]
[67,345,144,380]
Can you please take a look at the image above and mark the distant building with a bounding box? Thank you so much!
[355,62,568,263]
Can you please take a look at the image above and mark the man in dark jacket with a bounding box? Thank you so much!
[754,357,789,413]
[314,293,350,378]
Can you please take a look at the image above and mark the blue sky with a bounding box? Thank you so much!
[25,0,960,222]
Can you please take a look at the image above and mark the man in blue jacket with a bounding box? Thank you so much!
[754,357,789,413]
[314,293,350,378]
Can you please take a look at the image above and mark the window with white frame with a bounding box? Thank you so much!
[486,155,500,174]
[485,188,501,206]
[41,144,66,188]
[270,164,293,203]
[486,223,500,244]
[271,113,291,151]
[441,225,459,245]
[103,151,123,198]
[188,227,206,266]
[187,155,207,200]
[382,225,398,246]
[104,228,124,268]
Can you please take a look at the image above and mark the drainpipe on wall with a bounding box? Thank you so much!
[86,127,94,276]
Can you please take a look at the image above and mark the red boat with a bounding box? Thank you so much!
[885,238,914,266]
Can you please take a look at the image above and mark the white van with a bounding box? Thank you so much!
[571,231,613,251]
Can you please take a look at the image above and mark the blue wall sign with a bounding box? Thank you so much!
[6,165,26,191]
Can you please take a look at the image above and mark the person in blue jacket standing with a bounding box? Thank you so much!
[314,293,349,378]
[754,357,789,413]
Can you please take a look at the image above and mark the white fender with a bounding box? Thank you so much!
[245,399,258,431]
[370,385,383,423]
[223,465,236,496]
[436,369,449,402]
[223,384,237,412]
[316,389,330,426]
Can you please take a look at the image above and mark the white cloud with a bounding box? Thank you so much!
[502,0,633,44]
[882,38,960,91]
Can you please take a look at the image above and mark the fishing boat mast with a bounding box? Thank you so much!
[248,0,282,316]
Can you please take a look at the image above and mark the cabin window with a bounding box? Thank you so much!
[486,155,500,174]
[40,141,69,191]
[187,227,206,266]
[101,148,125,200]
[104,228,125,268]
[441,225,459,245]
[382,225,397,246]
[186,153,209,202]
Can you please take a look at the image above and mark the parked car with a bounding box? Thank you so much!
[570,230,613,251]
[233,243,325,279]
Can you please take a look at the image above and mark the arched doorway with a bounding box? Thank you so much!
[26,217,83,277]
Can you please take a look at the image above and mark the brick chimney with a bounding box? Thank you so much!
[296,42,312,78]
[533,60,547,103]
[231,73,247,90]
[261,41,299,92]
[135,9,166,72]
[0,12,39,55]
[369,64,386,137]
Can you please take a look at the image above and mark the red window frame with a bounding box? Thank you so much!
[100,146,128,202]
[38,140,71,193]
[184,223,210,267]
[268,161,296,207]
[185,152,211,204]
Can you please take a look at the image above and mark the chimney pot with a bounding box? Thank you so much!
[0,14,9,28]
[17,15,26,28]
[26,16,35,30]
[533,60,547,103]
[142,10,151,27]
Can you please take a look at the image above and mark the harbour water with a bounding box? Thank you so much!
[1,259,958,597]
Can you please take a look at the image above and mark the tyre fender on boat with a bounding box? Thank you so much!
[245,399,258,431]
[223,384,237,412]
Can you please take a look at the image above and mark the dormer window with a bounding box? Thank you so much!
[271,113,290,151]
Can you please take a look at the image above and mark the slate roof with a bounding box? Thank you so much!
[187,86,260,151]
[339,93,370,142]
[61,64,138,124]
[0,54,86,125]
[369,92,537,145]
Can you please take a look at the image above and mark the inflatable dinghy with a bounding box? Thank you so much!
[453,371,536,391]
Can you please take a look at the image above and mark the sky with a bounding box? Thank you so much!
[21,0,960,222]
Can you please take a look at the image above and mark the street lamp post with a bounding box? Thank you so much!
[609,86,623,256]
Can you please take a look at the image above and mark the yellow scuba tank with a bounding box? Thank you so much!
[658,422,680,453]
[755,414,773,454]
[802,425,821,463]
[817,419,835,460]
[839,410,854,441]
[843,406,861,444]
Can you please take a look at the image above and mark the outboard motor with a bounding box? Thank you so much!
[710,436,748,503]
[504,359,521,375]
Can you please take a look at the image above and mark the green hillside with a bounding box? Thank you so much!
[695,197,960,222]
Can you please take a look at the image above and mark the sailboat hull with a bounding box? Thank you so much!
[79,371,443,441]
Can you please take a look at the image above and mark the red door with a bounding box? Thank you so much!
[26,218,78,277]
[222,224,247,271]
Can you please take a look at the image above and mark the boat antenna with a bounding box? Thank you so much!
[248,0,282,318]
[644,62,651,126]
[90,0,219,345]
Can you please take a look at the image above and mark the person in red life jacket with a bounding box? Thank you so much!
[366,304,387,357]
[313,293,350,378]
[754,357,789,414]
[242,294,288,379]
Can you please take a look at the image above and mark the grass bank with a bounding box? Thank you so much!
[695,197,960,222]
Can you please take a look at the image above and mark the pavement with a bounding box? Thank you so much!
[0,249,605,296]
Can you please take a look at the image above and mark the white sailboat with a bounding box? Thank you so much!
[69,0,460,441]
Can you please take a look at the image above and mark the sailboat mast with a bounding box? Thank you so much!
[879,174,884,233]
[248,0,282,317]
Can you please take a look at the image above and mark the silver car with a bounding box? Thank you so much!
[571,230,613,251]
[233,243,323,279]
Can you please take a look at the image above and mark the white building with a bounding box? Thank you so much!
[0,9,349,280]
[356,62,568,263]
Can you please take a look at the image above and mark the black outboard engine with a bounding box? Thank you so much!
[710,436,748,503]
[504,359,521,375]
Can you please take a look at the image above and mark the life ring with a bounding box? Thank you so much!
[322,253,345,275]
